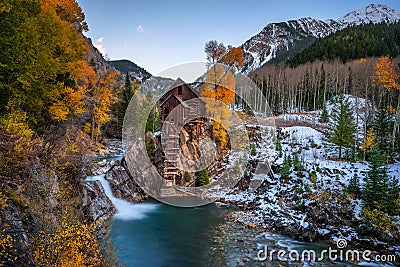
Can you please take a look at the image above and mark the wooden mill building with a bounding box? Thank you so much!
[159,78,205,186]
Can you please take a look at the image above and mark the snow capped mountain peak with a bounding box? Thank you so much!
[240,4,400,73]
[240,17,337,73]
[338,4,400,27]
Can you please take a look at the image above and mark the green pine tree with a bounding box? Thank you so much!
[319,104,329,123]
[119,75,138,121]
[250,144,257,156]
[330,94,356,160]
[309,170,317,187]
[374,107,392,155]
[280,155,291,179]
[293,154,305,177]
[362,147,391,212]
[195,168,210,187]
[346,174,361,197]
[276,138,283,158]
[145,107,161,133]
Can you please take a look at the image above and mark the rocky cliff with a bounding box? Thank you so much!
[86,141,148,222]
[81,181,115,231]
[105,159,149,203]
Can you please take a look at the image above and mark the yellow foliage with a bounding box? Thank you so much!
[388,105,400,116]
[0,110,34,165]
[83,122,92,135]
[33,220,102,267]
[362,207,399,238]
[212,121,228,147]
[361,128,375,152]
[94,106,109,126]
[64,86,85,115]
[396,195,400,214]
[83,70,119,139]
[0,110,33,139]
[49,85,85,121]
[49,102,69,121]
[374,56,400,91]
[93,126,101,138]
[132,79,140,94]
[356,58,367,65]
[49,65,117,133]
[0,109,41,183]
[0,230,15,266]
[0,1,11,13]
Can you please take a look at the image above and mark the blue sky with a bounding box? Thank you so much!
[77,0,400,75]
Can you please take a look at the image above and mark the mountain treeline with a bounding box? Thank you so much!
[0,0,131,266]
[288,22,400,67]
[108,59,151,82]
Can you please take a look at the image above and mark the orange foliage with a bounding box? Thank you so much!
[203,64,235,105]
[69,60,95,83]
[201,64,236,147]
[374,56,400,91]
[93,71,119,126]
[221,47,244,68]
[40,0,88,32]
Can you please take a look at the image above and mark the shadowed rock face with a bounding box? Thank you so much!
[105,159,148,203]
[0,201,31,266]
[82,180,115,230]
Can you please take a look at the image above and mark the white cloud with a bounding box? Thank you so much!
[136,25,145,33]
[94,37,106,55]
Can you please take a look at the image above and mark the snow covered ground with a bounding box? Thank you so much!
[216,98,400,259]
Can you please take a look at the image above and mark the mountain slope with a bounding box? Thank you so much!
[240,18,335,73]
[288,22,400,67]
[240,4,400,73]
[337,3,400,26]
[108,59,151,82]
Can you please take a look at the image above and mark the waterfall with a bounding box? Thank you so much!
[85,174,158,221]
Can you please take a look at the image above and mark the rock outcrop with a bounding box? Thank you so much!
[81,181,115,230]
[105,159,148,203]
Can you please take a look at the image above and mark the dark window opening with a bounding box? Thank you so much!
[177,86,182,95]
[164,107,169,120]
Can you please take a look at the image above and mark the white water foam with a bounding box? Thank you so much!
[85,174,158,221]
